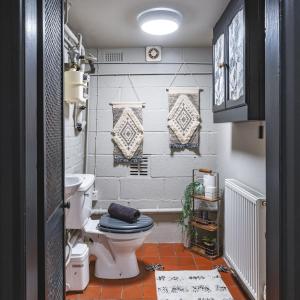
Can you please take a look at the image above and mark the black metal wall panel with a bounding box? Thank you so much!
[45,210,64,300]
[44,0,64,219]
[39,0,65,298]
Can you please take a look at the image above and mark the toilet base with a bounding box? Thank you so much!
[94,252,140,279]
[85,218,152,279]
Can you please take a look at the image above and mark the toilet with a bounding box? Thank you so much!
[65,174,154,279]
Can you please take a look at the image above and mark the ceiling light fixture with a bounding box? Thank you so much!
[137,7,183,36]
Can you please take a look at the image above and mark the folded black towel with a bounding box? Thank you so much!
[108,203,141,223]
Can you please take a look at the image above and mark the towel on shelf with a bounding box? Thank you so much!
[108,203,141,223]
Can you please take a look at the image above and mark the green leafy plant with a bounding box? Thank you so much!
[179,181,200,239]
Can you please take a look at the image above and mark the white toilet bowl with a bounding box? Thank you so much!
[65,174,154,280]
[84,218,152,279]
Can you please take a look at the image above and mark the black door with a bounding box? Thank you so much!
[37,0,65,299]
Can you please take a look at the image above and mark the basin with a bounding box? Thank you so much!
[65,174,83,200]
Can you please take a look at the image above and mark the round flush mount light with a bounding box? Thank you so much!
[137,7,183,36]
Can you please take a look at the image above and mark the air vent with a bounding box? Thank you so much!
[104,51,124,62]
[130,156,149,176]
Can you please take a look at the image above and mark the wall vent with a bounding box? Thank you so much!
[104,51,124,62]
[130,156,149,176]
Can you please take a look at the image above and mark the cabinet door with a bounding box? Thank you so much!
[213,33,226,112]
[227,8,245,108]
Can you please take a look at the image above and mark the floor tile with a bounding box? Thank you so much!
[122,284,143,299]
[220,272,239,288]
[136,245,144,258]
[177,256,195,266]
[89,263,103,287]
[158,243,175,257]
[80,286,101,300]
[66,293,80,300]
[76,243,248,300]
[173,244,193,257]
[229,285,250,300]
[176,265,197,270]
[142,273,156,286]
[196,265,214,270]
[141,256,161,265]
[143,285,157,299]
[160,256,178,266]
[101,286,122,299]
[143,244,160,257]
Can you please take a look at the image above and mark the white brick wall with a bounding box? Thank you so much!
[87,48,216,208]
[85,48,216,242]
[64,91,86,174]
[64,46,86,174]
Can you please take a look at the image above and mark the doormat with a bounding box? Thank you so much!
[155,269,233,300]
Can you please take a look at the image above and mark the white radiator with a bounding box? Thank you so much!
[224,179,266,300]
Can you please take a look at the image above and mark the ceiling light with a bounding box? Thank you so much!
[137,8,183,36]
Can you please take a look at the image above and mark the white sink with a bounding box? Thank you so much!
[65,174,83,200]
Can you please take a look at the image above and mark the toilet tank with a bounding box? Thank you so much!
[65,174,95,229]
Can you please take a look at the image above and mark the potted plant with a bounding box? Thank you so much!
[179,181,200,248]
[201,236,216,255]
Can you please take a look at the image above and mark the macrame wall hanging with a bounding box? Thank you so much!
[111,103,144,164]
[167,87,201,150]
[166,63,202,150]
[110,76,145,164]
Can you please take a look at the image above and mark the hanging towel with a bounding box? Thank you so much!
[108,203,141,223]
[111,103,144,164]
[167,87,201,149]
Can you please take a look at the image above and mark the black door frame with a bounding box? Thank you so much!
[265,0,300,299]
[1,0,65,299]
[0,0,38,299]
[1,0,300,299]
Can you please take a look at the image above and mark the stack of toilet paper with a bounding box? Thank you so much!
[203,174,218,200]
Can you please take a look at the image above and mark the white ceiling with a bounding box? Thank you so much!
[68,0,230,48]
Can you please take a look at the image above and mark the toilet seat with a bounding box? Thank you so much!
[98,214,154,234]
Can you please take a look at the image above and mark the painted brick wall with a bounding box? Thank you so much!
[87,48,216,216]
[64,47,86,174]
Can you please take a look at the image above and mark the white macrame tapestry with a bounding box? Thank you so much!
[111,103,144,164]
[167,88,200,149]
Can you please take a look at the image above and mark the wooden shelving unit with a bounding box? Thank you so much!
[190,168,222,260]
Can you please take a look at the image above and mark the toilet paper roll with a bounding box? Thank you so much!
[205,186,218,200]
[203,174,217,187]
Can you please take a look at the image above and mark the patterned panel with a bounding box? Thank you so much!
[43,0,64,298]
[229,9,244,101]
[45,215,64,300]
[44,0,63,219]
[214,34,225,106]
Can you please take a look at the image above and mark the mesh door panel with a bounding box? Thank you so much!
[44,0,63,219]
[45,214,64,300]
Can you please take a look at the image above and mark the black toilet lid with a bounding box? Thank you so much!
[98,214,154,234]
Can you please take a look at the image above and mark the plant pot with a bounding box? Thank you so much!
[202,242,216,255]
[182,217,191,248]
[183,230,191,248]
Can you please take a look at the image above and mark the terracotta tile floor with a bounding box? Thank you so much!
[66,243,249,300]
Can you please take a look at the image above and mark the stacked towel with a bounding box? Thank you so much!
[108,203,141,223]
